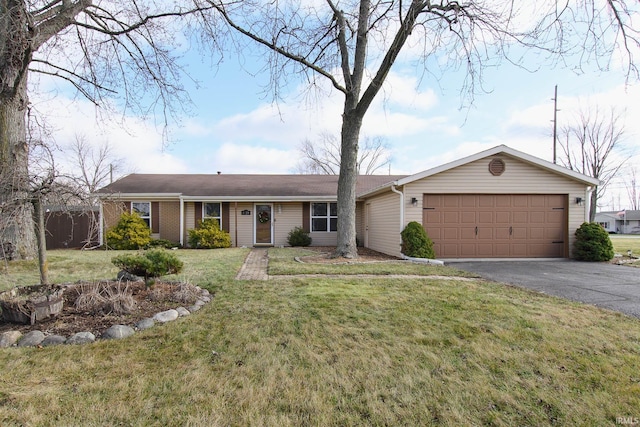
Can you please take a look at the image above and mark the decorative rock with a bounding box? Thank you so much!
[0,331,22,348]
[67,331,96,345]
[117,270,143,282]
[102,325,135,340]
[200,289,210,297]
[135,318,155,330]
[199,296,211,303]
[41,335,67,346]
[188,304,201,312]
[153,309,179,323]
[18,330,45,347]
[176,307,190,317]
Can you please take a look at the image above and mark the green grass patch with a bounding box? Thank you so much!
[0,248,249,292]
[267,247,476,277]
[610,235,640,256]
[0,249,639,425]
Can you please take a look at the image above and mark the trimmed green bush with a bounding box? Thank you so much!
[112,249,183,283]
[287,226,312,247]
[573,222,614,261]
[187,218,232,249]
[106,212,152,250]
[147,238,181,249]
[401,221,435,259]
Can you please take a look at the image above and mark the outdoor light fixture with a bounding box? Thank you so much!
[411,197,418,207]
[575,197,583,206]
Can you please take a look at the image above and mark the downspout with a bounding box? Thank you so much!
[179,196,184,246]
[98,201,104,247]
[585,186,595,222]
[390,184,404,233]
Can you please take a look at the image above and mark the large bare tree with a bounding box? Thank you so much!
[294,133,391,175]
[0,1,214,259]
[203,0,640,258]
[558,106,628,221]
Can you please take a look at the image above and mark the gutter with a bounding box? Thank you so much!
[390,184,404,233]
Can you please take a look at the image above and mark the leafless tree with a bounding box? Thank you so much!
[0,1,217,258]
[294,133,391,175]
[202,0,640,258]
[624,167,640,211]
[64,135,126,198]
[558,106,628,221]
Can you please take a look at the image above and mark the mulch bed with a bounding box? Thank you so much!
[0,281,192,338]
[295,247,402,264]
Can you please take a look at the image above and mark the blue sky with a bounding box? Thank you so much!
[33,33,639,211]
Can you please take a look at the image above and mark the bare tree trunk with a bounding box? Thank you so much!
[589,189,598,222]
[0,72,36,259]
[335,110,362,258]
[32,197,48,284]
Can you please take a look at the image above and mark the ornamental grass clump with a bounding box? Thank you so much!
[401,221,435,259]
[188,218,232,249]
[573,222,614,261]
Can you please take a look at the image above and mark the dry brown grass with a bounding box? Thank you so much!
[0,248,639,425]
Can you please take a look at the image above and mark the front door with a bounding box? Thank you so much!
[255,204,273,245]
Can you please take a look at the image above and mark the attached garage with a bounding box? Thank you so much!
[358,145,600,260]
[422,194,567,258]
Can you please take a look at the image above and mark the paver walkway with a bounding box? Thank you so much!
[235,248,269,280]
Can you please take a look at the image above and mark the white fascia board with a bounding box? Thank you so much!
[394,145,600,187]
[180,196,336,202]
[95,192,182,200]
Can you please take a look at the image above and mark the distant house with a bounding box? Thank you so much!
[96,145,599,259]
[595,210,640,234]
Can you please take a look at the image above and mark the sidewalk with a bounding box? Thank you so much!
[235,248,269,280]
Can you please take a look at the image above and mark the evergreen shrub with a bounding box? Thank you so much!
[287,226,312,247]
[187,218,232,249]
[401,221,435,259]
[112,249,183,284]
[573,222,614,261]
[105,212,152,250]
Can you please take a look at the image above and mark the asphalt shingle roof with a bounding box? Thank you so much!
[96,174,408,198]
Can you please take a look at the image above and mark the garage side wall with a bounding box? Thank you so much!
[364,190,402,257]
[403,156,589,258]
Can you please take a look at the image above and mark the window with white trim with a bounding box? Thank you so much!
[132,202,151,228]
[203,202,222,228]
[311,202,337,232]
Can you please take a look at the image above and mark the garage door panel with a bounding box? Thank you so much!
[495,211,510,223]
[422,194,567,258]
[478,211,494,224]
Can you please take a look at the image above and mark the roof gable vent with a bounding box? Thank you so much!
[488,158,506,176]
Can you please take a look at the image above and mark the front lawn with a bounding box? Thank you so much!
[0,248,638,425]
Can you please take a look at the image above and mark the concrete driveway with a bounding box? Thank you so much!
[449,260,640,319]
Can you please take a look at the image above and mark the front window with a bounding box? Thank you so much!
[203,202,222,228]
[311,202,337,232]
[132,202,151,228]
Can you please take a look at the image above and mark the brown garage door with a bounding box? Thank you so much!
[422,194,567,258]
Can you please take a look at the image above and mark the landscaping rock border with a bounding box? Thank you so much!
[0,286,212,349]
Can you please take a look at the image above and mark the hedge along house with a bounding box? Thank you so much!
[96,145,599,259]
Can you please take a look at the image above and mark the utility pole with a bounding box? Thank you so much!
[551,85,559,164]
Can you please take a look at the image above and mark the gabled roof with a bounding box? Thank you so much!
[96,174,407,200]
[597,210,640,221]
[359,144,600,197]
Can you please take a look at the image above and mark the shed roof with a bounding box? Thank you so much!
[96,174,407,200]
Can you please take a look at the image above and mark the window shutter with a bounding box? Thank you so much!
[151,202,160,233]
[222,203,230,233]
[302,202,310,233]
[195,202,202,227]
